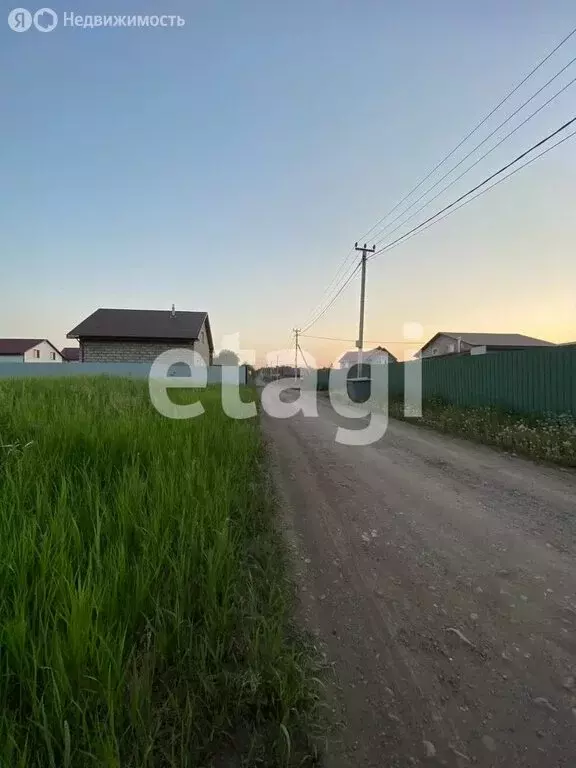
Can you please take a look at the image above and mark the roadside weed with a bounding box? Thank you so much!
[0,378,321,767]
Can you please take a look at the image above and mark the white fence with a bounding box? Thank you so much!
[0,362,247,384]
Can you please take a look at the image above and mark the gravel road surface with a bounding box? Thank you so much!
[263,392,576,767]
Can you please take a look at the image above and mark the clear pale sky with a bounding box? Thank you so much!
[2,0,575,366]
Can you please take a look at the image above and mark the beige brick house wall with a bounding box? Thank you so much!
[78,319,213,364]
[80,340,201,363]
[194,320,212,362]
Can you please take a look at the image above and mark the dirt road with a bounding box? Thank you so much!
[263,393,576,768]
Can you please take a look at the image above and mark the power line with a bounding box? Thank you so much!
[300,262,361,333]
[369,120,576,260]
[299,246,356,331]
[369,115,576,258]
[376,126,576,255]
[355,25,576,244]
[296,26,576,337]
[371,60,576,247]
[300,334,409,343]
[299,120,574,336]
[300,262,360,333]
[297,342,311,370]
[300,115,576,337]
[303,126,576,346]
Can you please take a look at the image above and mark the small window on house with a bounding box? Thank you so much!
[51,352,56,360]
[34,350,40,359]
[448,343,455,353]
[200,330,205,343]
[432,348,438,356]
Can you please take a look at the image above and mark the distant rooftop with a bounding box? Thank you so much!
[339,346,398,363]
[0,339,44,355]
[61,347,80,361]
[67,308,209,341]
[437,332,555,347]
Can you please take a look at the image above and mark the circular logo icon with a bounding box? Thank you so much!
[8,8,32,32]
[33,7,58,32]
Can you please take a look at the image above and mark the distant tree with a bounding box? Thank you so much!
[213,349,240,366]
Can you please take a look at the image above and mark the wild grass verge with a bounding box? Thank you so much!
[0,377,321,767]
[388,397,576,467]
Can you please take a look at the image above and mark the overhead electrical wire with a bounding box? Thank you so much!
[300,262,361,334]
[300,262,360,333]
[302,117,576,335]
[300,114,573,333]
[300,116,573,333]
[355,25,576,244]
[371,60,576,247]
[297,25,576,334]
[422,127,574,244]
[300,334,408,343]
[299,246,356,331]
[371,72,576,248]
[368,117,576,260]
[368,126,576,258]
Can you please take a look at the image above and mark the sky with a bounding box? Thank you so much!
[1,0,576,366]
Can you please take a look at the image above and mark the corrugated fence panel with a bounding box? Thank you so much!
[538,349,549,413]
[315,347,576,416]
[389,362,404,398]
[565,351,573,413]
[419,347,576,415]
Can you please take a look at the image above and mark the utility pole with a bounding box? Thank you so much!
[293,328,300,383]
[354,242,376,373]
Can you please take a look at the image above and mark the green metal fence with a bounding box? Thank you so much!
[319,347,576,415]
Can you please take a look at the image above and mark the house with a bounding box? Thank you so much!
[338,346,398,369]
[0,339,63,363]
[61,347,80,362]
[417,332,555,359]
[67,307,214,364]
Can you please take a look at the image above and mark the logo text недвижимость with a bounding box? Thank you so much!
[7,8,185,32]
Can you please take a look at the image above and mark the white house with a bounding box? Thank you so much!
[338,346,398,369]
[0,339,64,363]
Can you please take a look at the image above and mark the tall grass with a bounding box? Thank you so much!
[0,378,319,767]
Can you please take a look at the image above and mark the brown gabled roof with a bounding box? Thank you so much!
[61,347,80,361]
[67,308,213,350]
[442,332,554,347]
[0,338,44,355]
[418,332,555,355]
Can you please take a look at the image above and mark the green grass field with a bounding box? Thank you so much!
[0,378,320,767]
